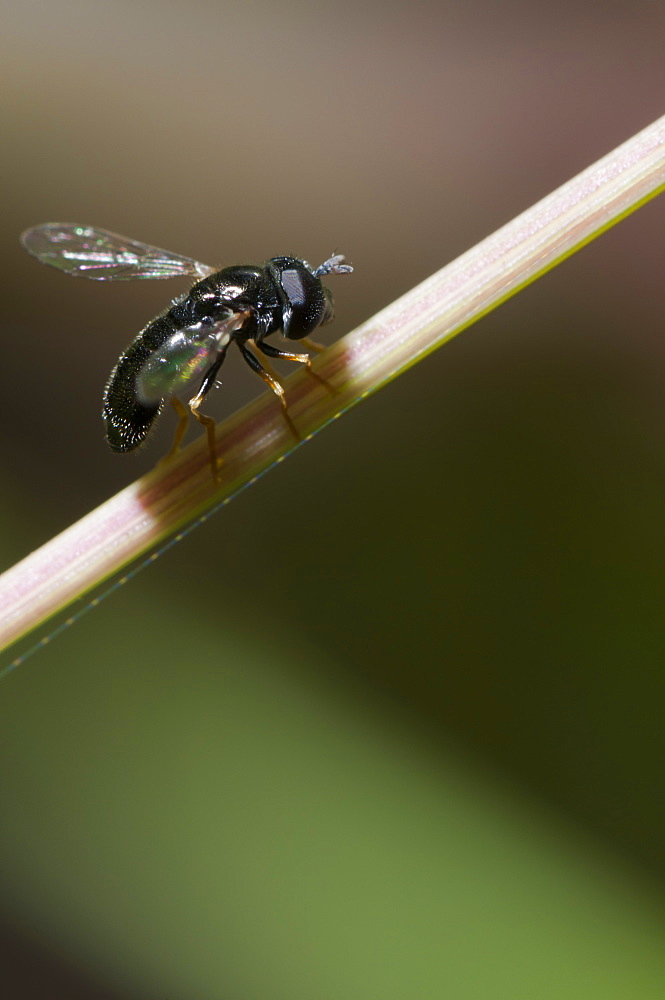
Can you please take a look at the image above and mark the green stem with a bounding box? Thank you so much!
[2,114,664,660]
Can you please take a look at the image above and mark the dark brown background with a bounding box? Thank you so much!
[2,2,665,997]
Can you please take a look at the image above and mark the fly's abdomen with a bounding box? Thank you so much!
[102,314,175,452]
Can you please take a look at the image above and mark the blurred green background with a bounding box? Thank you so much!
[2,1,665,997]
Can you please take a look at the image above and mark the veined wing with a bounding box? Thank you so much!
[20,223,216,281]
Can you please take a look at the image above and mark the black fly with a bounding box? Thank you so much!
[21,224,352,479]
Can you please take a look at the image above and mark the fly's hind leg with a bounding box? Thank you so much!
[189,392,220,482]
[160,348,227,481]
[189,348,228,482]
[160,397,191,465]
[239,342,300,441]
[256,340,336,396]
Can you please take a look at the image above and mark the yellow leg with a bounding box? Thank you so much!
[301,337,326,353]
[300,355,337,396]
[256,343,337,397]
[249,342,281,383]
[159,397,191,465]
[240,342,301,441]
[189,391,222,483]
[263,375,301,442]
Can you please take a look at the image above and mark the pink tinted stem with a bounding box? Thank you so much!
[1,114,664,657]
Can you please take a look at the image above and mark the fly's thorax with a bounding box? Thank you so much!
[184,264,283,338]
[197,265,277,309]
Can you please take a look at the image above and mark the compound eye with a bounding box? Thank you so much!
[267,257,329,339]
[280,268,307,309]
[279,266,326,338]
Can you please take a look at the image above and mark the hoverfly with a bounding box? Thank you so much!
[21,224,352,478]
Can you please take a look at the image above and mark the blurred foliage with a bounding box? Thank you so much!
[2,572,665,1000]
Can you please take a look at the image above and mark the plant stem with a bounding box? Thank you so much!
[1,114,664,661]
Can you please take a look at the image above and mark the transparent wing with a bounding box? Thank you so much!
[135,311,248,404]
[20,223,216,281]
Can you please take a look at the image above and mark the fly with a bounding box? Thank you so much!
[21,223,352,479]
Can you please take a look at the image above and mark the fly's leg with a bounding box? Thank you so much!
[248,339,281,384]
[188,347,228,482]
[300,337,325,354]
[189,393,220,482]
[160,397,191,464]
[256,340,336,395]
[159,348,228,479]
[238,342,300,441]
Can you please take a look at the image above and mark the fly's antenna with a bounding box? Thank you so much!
[313,254,353,277]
